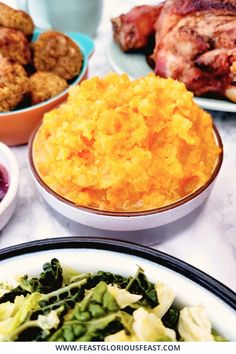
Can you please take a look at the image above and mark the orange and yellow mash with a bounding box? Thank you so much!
[34,73,221,211]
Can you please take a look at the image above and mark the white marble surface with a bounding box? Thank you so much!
[0,0,236,293]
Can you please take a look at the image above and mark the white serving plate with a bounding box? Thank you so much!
[0,237,235,340]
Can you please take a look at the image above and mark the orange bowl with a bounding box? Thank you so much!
[0,31,94,146]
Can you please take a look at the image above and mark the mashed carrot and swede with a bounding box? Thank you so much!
[34,73,220,212]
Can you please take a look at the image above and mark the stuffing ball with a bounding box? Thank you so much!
[0,27,31,65]
[0,2,34,37]
[0,57,29,112]
[29,71,68,104]
[33,31,83,80]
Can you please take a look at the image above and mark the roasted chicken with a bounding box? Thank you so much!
[111,5,163,52]
[112,0,236,102]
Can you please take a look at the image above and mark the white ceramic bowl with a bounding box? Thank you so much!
[28,126,223,232]
[0,143,19,230]
[0,237,235,340]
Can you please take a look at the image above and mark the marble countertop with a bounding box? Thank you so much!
[0,0,236,293]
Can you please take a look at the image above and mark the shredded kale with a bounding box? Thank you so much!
[49,282,121,341]
[0,258,64,305]
[162,308,180,330]
[83,268,158,308]
[21,258,64,294]
[34,275,88,317]
[16,327,44,342]
[125,267,158,308]
[0,285,30,304]
[84,271,129,290]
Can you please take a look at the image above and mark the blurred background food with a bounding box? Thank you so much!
[29,71,68,105]
[33,31,83,81]
[33,73,221,212]
[0,57,29,112]
[0,1,84,112]
[112,4,162,52]
[0,27,31,65]
[112,0,236,103]
[0,1,34,36]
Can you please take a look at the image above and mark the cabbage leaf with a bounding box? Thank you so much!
[178,306,214,341]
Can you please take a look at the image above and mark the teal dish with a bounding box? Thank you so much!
[0,30,94,146]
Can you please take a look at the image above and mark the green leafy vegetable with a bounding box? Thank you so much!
[84,271,129,290]
[20,258,63,294]
[178,306,214,341]
[0,259,226,343]
[0,286,30,304]
[0,293,42,341]
[0,259,63,305]
[105,307,176,342]
[125,267,158,308]
[153,282,174,318]
[12,307,63,342]
[212,329,228,342]
[107,285,142,309]
[49,282,121,341]
[162,308,180,330]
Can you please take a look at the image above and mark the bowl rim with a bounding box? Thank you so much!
[28,123,223,217]
[0,30,91,117]
[0,142,19,214]
[0,236,235,310]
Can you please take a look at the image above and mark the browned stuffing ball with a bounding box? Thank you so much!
[29,71,68,104]
[0,27,31,65]
[0,57,29,112]
[33,31,83,80]
[0,2,34,37]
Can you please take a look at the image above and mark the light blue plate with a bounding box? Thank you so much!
[107,39,236,113]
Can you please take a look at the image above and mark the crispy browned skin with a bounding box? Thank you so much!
[153,0,236,99]
[0,57,29,112]
[111,5,163,52]
[0,2,34,37]
[0,27,31,65]
[33,31,83,80]
[29,71,68,104]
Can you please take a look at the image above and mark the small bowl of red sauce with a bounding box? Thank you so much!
[0,142,19,230]
[0,165,9,202]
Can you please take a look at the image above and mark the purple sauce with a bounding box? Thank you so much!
[0,165,9,202]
